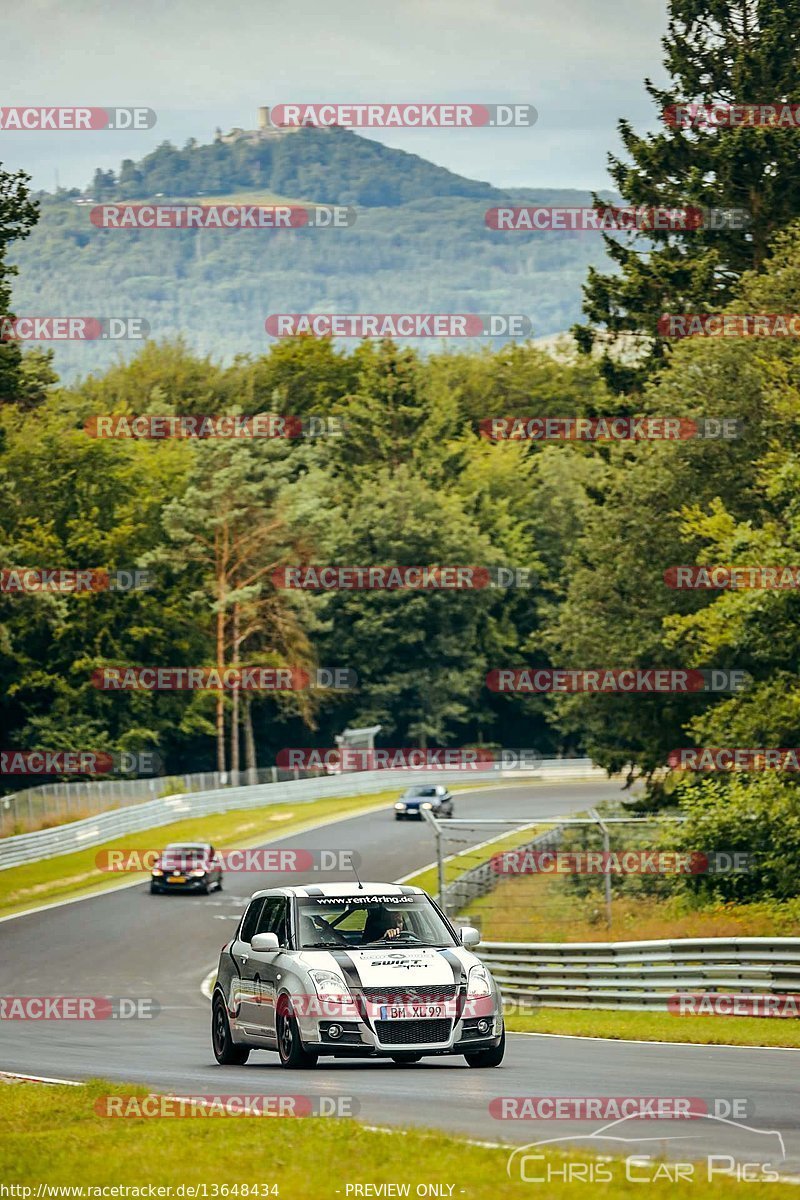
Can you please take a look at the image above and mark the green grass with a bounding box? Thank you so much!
[0,1079,793,1197]
[506,1007,800,1048]
[0,791,402,919]
[467,871,800,942]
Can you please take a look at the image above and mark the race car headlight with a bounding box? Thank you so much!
[466,966,492,998]
[395,802,407,810]
[309,970,351,999]
[421,802,433,809]
[151,868,163,876]
[189,869,207,877]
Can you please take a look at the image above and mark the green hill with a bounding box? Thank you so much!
[9,126,616,380]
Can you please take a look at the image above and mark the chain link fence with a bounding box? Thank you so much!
[423,810,689,940]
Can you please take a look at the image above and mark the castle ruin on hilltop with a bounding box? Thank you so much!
[214,107,334,145]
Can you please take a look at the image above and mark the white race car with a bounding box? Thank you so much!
[212,882,504,1068]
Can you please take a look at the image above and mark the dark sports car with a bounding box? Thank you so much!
[150,841,223,894]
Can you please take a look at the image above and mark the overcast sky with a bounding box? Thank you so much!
[1,0,670,193]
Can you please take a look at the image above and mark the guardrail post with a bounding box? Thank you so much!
[589,808,613,930]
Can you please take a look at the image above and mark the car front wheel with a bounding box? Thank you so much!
[276,1000,318,1069]
[464,1026,505,1068]
[212,994,250,1065]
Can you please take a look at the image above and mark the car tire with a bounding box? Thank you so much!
[217,876,224,891]
[464,1026,505,1068]
[391,1054,423,1065]
[276,999,318,1069]
[212,993,250,1065]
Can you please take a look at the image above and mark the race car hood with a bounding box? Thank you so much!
[295,945,478,986]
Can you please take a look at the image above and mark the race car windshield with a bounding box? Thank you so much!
[296,894,457,949]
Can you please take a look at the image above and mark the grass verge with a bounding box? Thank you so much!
[0,791,402,920]
[506,1007,800,1048]
[465,872,800,941]
[0,1078,793,1197]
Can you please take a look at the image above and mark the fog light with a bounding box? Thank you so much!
[327,1023,342,1040]
[477,1019,490,1034]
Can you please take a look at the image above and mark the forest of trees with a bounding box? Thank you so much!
[4,0,800,903]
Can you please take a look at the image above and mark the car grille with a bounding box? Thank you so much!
[374,1019,452,1046]
[361,985,457,1003]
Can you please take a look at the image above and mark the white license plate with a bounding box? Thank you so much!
[379,1004,445,1020]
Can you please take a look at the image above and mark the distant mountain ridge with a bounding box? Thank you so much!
[10,125,617,380]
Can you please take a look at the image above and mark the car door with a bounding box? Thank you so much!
[230,897,265,1030]
[244,897,288,1041]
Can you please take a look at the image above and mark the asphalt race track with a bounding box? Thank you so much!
[2,779,799,1178]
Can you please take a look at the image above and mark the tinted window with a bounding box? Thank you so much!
[256,897,289,945]
[240,899,265,943]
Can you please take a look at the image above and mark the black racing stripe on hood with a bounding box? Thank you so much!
[328,949,372,1027]
[437,948,467,1020]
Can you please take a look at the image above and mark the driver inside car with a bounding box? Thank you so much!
[361,904,404,943]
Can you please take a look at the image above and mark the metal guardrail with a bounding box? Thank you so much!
[476,938,800,1011]
[0,767,313,834]
[0,759,599,870]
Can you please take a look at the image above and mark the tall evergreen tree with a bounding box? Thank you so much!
[574,0,800,392]
[0,163,39,406]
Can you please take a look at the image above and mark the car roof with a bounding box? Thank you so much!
[248,882,427,901]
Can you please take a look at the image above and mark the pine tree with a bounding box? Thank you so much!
[574,0,800,392]
[0,163,39,406]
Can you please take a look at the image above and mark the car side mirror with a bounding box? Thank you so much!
[460,926,481,948]
[250,932,280,952]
